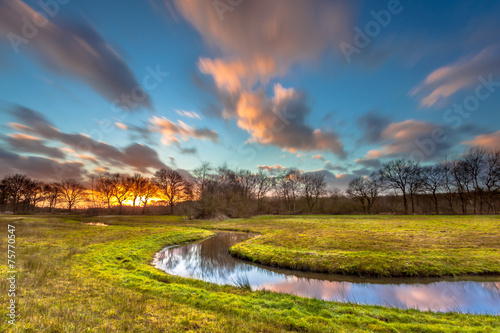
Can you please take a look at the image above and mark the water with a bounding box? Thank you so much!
[153,232,500,314]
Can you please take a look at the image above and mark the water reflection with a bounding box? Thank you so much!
[153,232,500,314]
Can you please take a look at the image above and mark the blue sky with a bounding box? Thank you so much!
[1,0,499,186]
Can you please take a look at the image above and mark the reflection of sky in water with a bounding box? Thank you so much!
[153,232,500,315]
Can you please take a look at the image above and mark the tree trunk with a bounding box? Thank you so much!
[402,192,408,215]
[410,194,415,214]
[432,191,439,214]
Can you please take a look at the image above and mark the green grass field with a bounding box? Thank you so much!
[1,215,499,332]
[215,215,500,277]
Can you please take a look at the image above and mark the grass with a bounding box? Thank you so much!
[0,215,499,332]
[194,215,500,277]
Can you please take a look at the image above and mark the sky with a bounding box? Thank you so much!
[0,0,499,187]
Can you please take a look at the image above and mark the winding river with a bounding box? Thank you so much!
[153,232,500,315]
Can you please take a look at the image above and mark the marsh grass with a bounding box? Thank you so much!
[0,215,499,332]
[232,274,252,290]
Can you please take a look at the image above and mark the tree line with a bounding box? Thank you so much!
[0,147,499,216]
[347,147,500,215]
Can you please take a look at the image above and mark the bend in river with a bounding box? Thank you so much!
[153,232,500,315]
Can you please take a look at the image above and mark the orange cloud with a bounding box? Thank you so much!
[199,57,278,93]
[257,164,286,172]
[364,119,454,160]
[225,84,345,156]
[115,122,128,130]
[150,116,218,145]
[171,0,350,156]
[8,133,41,141]
[463,131,500,151]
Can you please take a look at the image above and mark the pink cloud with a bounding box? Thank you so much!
[463,130,500,151]
[410,47,500,107]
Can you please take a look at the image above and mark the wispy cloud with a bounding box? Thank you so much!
[364,119,462,161]
[410,46,500,107]
[5,133,66,159]
[150,116,218,145]
[8,106,167,174]
[0,0,152,110]
[463,130,500,151]
[175,109,201,120]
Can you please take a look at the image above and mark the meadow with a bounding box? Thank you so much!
[219,215,500,277]
[1,215,499,332]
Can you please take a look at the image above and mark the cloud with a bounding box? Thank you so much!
[121,143,167,172]
[94,167,109,173]
[175,109,201,119]
[257,164,286,172]
[357,111,391,144]
[355,158,381,169]
[312,154,324,160]
[8,106,167,173]
[324,161,347,172]
[306,169,356,189]
[463,130,500,151]
[172,0,352,90]
[0,0,152,110]
[363,119,464,161]
[0,147,88,182]
[219,84,346,157]
[352,168,372,177]
[76,154,98,163]
[179,146,197,155]
[410,46,500,107]
[115,122,128,130]
[171,0,350,157]
[150,116,218,145]
[331,172,357,188]
[5,133,66,159]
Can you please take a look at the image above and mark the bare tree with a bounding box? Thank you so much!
[482,150,500,213]
[237,169,258,201]
[153,168,191,214]
[43,183,60,213]
[96,174,114,211]
[1,174,30,213]
[139,178,158,215]
[128,173,149,214]
[462,147,488,214]
[452,159,472,214]
[58,179,86,212]
[192,162,226,218]
[302,173,326,212]
[275,169,301,212]
[192,161,212,198]
[0,182,7,213]
[24,179,44,213]
[378,159,420,214]
[408,166,424,214]
[441,160,456,213]
[420,164,446,214]
[109,174,131,215]
[346,175,379,214]
[254,172,271,212]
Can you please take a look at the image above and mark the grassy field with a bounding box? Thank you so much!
[207,215,500,277]
[0,215,499,332]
